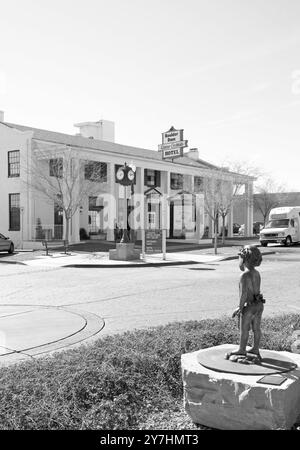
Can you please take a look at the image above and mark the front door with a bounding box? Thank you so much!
[54,204,63,239]
[169,199,184,238]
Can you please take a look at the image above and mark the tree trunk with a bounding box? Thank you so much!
[222,215,226,245]
[214,219,218,255]
[65,214,70,251]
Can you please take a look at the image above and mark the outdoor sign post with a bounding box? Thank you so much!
[144,229,165,260]
[146,125,188,260]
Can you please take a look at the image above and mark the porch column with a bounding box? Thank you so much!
[227,203,234,237]
[106,162,117,241]
[70,209,80,244]
[69,157,80,244]
[245,182,254,237]
[136,167,145,241]
[161,171,170,237]
[195,193,204,240]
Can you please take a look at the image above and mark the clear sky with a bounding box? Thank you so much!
[1,0,300,189]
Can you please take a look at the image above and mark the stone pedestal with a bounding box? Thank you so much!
[109,243,140,261]
[181,344,300,430]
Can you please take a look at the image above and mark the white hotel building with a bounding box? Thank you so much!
[0,111,254,248]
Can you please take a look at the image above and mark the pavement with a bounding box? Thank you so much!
[0,237,276,366]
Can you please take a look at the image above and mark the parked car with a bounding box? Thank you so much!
[253,221,264,235]
[233,223,240,234]
[0,233,14,253]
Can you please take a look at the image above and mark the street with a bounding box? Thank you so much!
[0,244,300,342]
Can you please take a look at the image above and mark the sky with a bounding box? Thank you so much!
[1,0,300,190]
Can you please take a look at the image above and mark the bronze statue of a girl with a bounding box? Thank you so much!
[226,245,266,364]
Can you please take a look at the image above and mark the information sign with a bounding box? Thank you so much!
[145,230,163,254]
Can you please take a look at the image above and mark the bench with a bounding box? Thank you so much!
[42,240,68,256]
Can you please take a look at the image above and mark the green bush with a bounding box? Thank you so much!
[0,313,298,430]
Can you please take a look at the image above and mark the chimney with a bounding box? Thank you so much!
[187,148,199,161]
[74,119,115,142]
[0,111,4,122]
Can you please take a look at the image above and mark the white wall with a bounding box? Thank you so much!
[0,123,33,247]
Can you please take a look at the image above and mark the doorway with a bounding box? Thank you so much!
[54,203,63,239]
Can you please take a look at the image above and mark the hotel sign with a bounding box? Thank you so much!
[161,147,182,159]
[158,140,188,151]
[159,126,188,159]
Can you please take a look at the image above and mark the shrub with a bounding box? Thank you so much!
[79,228,89,240]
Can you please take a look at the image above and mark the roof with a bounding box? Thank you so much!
[2,121,254,180]
[4,122,217,170]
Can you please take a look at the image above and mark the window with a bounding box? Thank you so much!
[148,212,156,228]
[170,173,183,190]
[88,196,104,234]
[266,219,289,228]
[85,161,107,182]
[8,150,20,177]
[145,169,161,187]
[88,196,104,211]
[194,176,203,193]
[9,193,20,231]
[49,158,63,178]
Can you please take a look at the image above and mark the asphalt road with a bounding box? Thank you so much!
[0,244,300,339]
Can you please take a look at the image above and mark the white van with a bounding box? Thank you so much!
[259,206,300,247]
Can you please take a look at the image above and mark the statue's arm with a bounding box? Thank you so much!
[232,274,248,318]
[238,274,248,310]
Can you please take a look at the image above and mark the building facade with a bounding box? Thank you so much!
[0,112,255,248]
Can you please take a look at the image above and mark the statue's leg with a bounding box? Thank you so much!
[248,305,264,356]
[230,309,252,356]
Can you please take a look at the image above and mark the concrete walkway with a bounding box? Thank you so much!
[0,305,104,366]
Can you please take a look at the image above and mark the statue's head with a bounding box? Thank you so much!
[238,245,262,271]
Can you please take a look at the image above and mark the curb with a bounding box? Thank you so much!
[0,260,26,266]
[0,251,277,268]
[64,260,202,268]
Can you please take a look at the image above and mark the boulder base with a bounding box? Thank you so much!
[182,344,300,430]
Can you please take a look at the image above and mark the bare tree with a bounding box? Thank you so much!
[254,178,286,226]
[203,175,222,254]
[203,165,257,253]
[23,145,107,245]
[225,160,265,180]
[204,162,259,253]
[203,169,239,253]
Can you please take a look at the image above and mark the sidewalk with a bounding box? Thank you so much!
[0,238,276,268]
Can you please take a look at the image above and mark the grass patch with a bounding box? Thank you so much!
[0,313,299,430]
